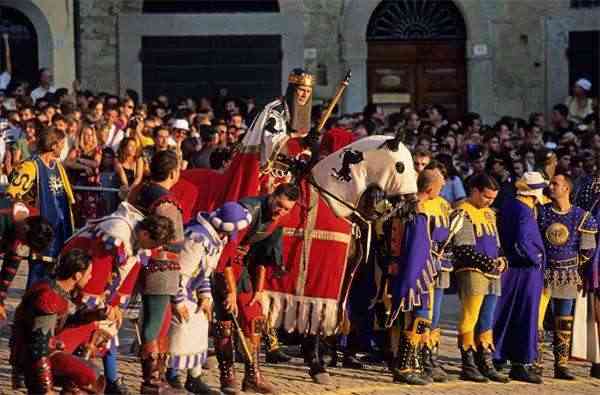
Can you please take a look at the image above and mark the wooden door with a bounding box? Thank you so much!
[368,41,466,121]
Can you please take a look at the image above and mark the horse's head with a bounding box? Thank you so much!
[311,135,418,219]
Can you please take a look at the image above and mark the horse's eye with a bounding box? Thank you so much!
[395,161,405,174]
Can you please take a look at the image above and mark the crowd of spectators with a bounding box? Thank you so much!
[0,29,598,227]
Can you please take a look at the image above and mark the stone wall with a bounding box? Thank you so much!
[73,0,600,121]
[78,0,141,94]
[302,0,344,101]
[485,0,567,119]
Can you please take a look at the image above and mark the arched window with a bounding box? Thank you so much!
[143,0,280,13]
[367,0,466,41]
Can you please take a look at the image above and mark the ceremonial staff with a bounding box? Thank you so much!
[316,70,352,133]
[231,313,254,364]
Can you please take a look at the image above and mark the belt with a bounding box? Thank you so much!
[145,260,180,273]
[547,256,578,269]
[149,250,179,262]
[29,254,56,264]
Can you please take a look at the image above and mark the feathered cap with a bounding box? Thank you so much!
[515,171,547,203]
[206,202,252,241]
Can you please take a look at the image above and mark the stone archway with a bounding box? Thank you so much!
[341,0,493,119]
[0,0,52,82]
[0,6,38,86]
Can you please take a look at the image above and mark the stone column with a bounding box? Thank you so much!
[466,40,495,122]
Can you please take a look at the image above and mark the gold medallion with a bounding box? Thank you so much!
[545,222,569,246]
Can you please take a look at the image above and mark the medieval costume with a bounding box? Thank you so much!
[167,203,251,394]
[493,172,547,383]
[213,195,287,395]
[6,157,75,287]
[252,69,316,366]
[0,200,48,309]
[453,200,509,383]
[537,202,597,379]
[10,278,105,394]
[573,174,600,379]
[416,196,453,382]
[130,181,185,394]
[61,202,148,394]
[387,205,437,386]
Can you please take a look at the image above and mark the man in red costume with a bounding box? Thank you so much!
[214,183,299,395]
[9,249,105,394]
[61,204,175,394]
[0,203,54,321]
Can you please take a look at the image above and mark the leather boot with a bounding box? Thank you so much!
[591,363,600,379]
[158,336,170,381]
[166,370,186,390]
[303,335,331,384]
[215,321,239,395]
[342,331,363,369]
[60,375,106,395]
[342,354,364,369]
[266,348,292,364]
[264,323,292,364]
[509,364,543,384]
[391,317,432,385]
[458,332,488,382]
[242,334,276,394]
[553,316,576,380]
[185,374,212,394]
[422,344,447,382]
[391,331,430,385]
[459,348,488,382]
[476,347,510,383]
[141,341,165,394]
[532,329,545,376]
[426,328,448,382]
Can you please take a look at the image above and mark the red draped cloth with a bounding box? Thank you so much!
[172,146,353,335]
[172,151,261,218]
[320,127,354,157]
[263,179,352,335]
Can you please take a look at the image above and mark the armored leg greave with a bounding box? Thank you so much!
[392,317,431,385]
[553,316,576,380]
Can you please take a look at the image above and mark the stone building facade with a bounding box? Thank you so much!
[4,0,600,122]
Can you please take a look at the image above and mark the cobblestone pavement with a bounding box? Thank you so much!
[1,267,599,394]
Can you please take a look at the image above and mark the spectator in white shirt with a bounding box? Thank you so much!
[0,33,12,91]
[30,68,56,103]
[103,105,125,153]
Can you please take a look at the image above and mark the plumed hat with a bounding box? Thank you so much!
[206,202,252,241]
[515,171,547,203]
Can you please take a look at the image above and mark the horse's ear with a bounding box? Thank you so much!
[385,137,401,152]
[395,161,405,174]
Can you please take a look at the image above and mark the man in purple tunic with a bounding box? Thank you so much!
[493,172,547,383]
[388,166,446,385]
